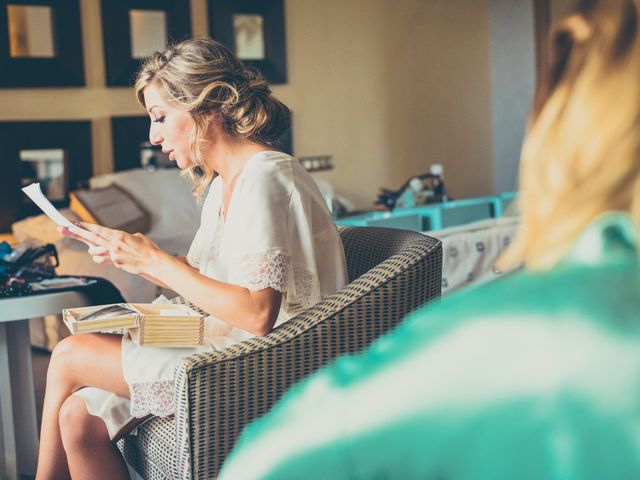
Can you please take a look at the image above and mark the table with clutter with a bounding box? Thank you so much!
[0,240,122,480]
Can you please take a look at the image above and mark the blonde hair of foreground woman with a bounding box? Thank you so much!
[134,37,290,199]
[501,0,640,270]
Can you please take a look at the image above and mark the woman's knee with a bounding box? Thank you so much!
[47,336,77,387]
[47,335,95,387]
[59,395,108,450]
[49,335,81,369]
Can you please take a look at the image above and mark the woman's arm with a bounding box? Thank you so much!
[62,224,282,336]
[150,254,282,336]
[139,256,193,289]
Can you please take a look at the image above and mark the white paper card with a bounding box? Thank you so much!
[21,182,74,228]
[160,307,192,317]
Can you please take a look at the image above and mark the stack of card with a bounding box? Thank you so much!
[63,303,204,347]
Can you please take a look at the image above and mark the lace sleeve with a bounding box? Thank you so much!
[230,251,321,307]
[234,252,289,291]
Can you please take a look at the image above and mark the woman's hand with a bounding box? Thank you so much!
[60,222,167,275]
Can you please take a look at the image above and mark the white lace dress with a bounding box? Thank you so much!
[73,151,348,439]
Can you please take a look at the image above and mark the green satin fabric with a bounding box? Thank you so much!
[220,213,640,480]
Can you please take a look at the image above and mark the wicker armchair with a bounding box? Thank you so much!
[117,226,442,479]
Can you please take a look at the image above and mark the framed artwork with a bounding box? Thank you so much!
[0,0,84,87]
[112,115,150,172]
[0,121,92,232]
[101,0,192,86]
[112,115,176,172]
[208,0,287,84]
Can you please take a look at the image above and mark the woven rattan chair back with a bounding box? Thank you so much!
[339,225,434,281]
[118,226,442,479]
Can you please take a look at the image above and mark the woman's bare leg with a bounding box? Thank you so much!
[59,396,130,480]
[36,333,130,480]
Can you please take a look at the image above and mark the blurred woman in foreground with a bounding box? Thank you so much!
[219,1,640,478]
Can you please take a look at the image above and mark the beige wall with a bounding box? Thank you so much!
[283,0,493,207]
[0,0,493,210]
[490,0,536,194]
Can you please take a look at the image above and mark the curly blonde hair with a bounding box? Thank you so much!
[500,0,640,270]
[135,37,290,198]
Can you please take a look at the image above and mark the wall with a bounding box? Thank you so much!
[489,0,536,194]
[0,0,494,211]
[286,0,494,207]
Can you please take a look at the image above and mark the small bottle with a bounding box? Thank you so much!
[430,164,448,202]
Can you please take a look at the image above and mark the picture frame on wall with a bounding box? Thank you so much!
[0,121,92,232]
[101,0,192,86]
[0,0,85,87]
[208,0,287,84]
[111,115,177,172]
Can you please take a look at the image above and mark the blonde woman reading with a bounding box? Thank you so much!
[36,38,347,480]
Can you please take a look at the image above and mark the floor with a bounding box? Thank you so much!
[31,347,50,436]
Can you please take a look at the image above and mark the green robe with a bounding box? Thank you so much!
[219,212,640,480]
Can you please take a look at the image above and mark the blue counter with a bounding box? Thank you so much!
[336,192,518,232]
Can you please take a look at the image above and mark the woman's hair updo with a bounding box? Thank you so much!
[134,37,290,197]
